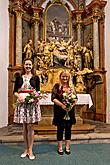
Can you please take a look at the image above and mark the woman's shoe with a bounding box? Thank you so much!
[28,154,35,160]
[57,149,64,155]
[65,148,71,155]
[20,153,27,158]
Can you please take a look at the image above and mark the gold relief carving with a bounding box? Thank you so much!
[37,68,69,92]
[36,39,94,93]
[34,12,40,23]
[38,67,93,93]
[36,39,94,70]
[76,14,82,24]
[15,11,23,17]
[31,12,40,25]
[12,1,24,17]
[75,72,86,93]
[92,8,101,22]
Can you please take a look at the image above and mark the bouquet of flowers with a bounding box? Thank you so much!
[62,91,77,120]
[25,91,47,104]
[17,90,48,104]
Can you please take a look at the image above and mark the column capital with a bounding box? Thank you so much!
[76,14,82,24]
[31,6,43,24]
[72,10,84,26]
[12,1,24,17]
[31,12,40,25]
[92,9,101,23]
[72,10,84,17]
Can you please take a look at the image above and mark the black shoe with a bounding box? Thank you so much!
[57,149,64,155]
[65,148,71,155]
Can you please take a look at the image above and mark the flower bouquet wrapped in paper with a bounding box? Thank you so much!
[62,90,77,120]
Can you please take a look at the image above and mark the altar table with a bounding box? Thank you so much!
[39,93,93,108]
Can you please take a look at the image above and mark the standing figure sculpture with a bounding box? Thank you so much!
[83,42,93,69]
[23,40,34,60]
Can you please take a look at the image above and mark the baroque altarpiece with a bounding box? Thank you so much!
[8,0,107,124]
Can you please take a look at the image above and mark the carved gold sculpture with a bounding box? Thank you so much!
[23,39,34,59]
[35,39,94,92]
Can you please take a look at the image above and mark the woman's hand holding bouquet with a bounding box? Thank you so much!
[17,89,48,104]
[62,90,77,120]
[17,94,25,103]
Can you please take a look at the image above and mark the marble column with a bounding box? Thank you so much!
[32,12,40,70]
[13,1,24,66]
[15,11,23,66]
[33,12,40,52]
[76,14,82,45]
[93,17,100,69]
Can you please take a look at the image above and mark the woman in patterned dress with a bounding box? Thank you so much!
[13,58,41,160]
[51,70,78,155]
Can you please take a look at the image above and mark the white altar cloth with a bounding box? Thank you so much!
[77,94,93,108]
[39,93,93,108]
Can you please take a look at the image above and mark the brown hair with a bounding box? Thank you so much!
[21,58,35,75]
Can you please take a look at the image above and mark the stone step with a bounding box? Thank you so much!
[32,124,96,135]
[38,116,83,125]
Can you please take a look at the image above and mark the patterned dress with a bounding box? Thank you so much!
[14,75,41,124]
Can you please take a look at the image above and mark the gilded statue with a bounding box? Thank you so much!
[82,42,93,69]
[37,40,46,54]
[36,39,93,71]
[75,71,86,93]
[37,41,53,69]
[35,37,94,93]
[23,39,34,59]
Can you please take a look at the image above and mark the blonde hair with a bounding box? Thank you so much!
[59,70,74,88]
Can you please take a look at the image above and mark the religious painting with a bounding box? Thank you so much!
[44,4,71,41]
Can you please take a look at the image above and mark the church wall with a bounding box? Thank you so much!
[105,0,110,123]
[0,0,9,128]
